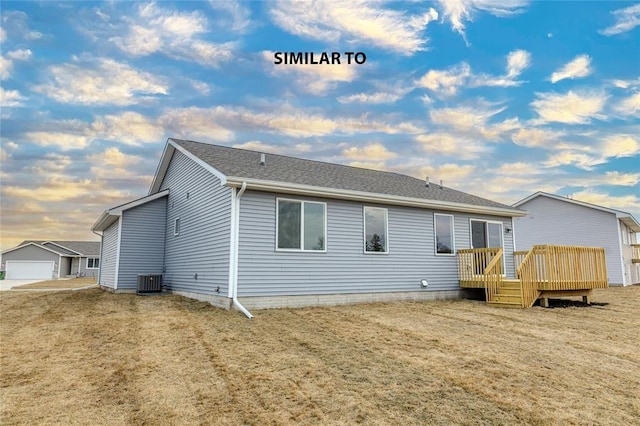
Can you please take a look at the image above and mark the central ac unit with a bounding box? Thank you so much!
[137,274,163,294]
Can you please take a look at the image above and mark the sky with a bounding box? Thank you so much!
[1,0,639,250]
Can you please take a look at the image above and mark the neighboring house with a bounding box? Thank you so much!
[513,192,640,286]
[92,138,527,315]
[0,241,101,280]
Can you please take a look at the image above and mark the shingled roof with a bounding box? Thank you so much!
[164,139,524,215]
[20,241,101,256]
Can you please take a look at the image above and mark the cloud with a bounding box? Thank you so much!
[232,141,287,154]
[87,147,148,180]
[0,27,5,43]
[342,143,398,161]
[262,51,357,95]
[511,127,565,148]
[91,112,164,145]
[24,131,91,151]
[531,90,608,124]
[416,133,491,160]
[437,0,528,43]
[1,11,43,42]
[600,134,640,158]
[613,92,640,117]
[543,151,604,170]
[569,190,640,212]
[32,57,168,105]
[337,89,410,104]
[269,0,438,55]
[208,0,253,33]
[429,102,519,141]
[0,87,25,107]
[599,4,640,36]
[550,54,592,83]
[6,49,32,61]
[418,50,531,96]
[0,56,12,79]
[110,2,236,68]
[416,63,471,96]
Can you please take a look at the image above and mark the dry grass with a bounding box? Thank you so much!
[13,277,97,290]
[1,287,639,425]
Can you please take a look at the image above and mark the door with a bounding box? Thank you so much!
[470,220,505,273]
[6,261,55,279]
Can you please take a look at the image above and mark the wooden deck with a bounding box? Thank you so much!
[458,245,608,308]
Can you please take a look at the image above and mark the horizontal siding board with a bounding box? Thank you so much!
[117,197,167,290]
[100,220,119,288]
[237,191,516,297]
[160,150,231,295]
[514,196,623,284]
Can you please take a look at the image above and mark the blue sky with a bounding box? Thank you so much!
[1,0,639,249]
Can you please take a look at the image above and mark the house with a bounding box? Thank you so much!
[513,192,640,286]
[92,138,530,315]
[1,240,101,280]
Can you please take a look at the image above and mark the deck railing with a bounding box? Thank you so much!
[514,251,528,270]
[632,244,640,264]
[483,248,504,303]
[516,245,608,307]
[457,247,502,284]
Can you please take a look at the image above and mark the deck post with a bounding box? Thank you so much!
[540,297,549,308]
[582,295,590,305]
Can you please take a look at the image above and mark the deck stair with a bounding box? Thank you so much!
[486,279,523,308]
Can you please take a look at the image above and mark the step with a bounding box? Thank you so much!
[500,280,521,289]
[492,294,523,303]
[487,301,523,309]
[497,287,521,296]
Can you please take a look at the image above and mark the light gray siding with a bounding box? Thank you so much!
[117,196,167,290]
[59,256,71,277]
[160,150,231,295]
[619,221,639,285]
[1,245,60,277]
[236,191,515,297]
[100,220,119,288]
[78,257,100,278]
[514,196,623,285]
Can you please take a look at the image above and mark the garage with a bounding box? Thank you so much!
[6,261,54,280]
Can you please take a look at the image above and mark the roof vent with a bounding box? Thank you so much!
[260,153,266,166]
[425,177,430,188]
[439,180,443,189]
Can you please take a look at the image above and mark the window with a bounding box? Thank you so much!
[364,207,388,253]
[434,213,455,255]
[470,220,503,249]
[174,217,180,236]
[87,258,99,269]
[276,199,326,251]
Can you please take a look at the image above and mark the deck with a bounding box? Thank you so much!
[458,245,608,308]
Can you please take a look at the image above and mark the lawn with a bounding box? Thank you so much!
[12,277,98,290]
[1,286,639,425]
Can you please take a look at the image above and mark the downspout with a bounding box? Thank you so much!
[92,229,103,284]
[232,182,253,318]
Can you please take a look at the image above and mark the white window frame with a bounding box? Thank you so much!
[470,218,506,273]
[86,257,100,269]
[434,213,455,256]
[275,198,327,252]
[174,217,181,236]
[621,224,628,245]
[363,206,389,254]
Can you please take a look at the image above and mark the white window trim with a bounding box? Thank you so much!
[469,218,506,273]
[86,257,100,269]
[434,213,456,256]
[174,217,181,236]
[275,198,327,253]
[363,206,389,254]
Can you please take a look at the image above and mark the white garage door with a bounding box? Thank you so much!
[6,261,55,280]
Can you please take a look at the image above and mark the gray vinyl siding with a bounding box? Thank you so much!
[1,245,60,277]
[59,256,71,277]
[513,196,623,285]
[236,191,515,297]
[116,196,167,290]
[100,220,119,288]
[78,257,100,278]
[159,150,231,295]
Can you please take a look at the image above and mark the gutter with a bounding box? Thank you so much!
[231,182,253,318]
[225,177,527,218]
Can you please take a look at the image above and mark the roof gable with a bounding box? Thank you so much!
[514,192,640,232]
[150,138,524,217]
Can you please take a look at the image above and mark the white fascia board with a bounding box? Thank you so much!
[1,242,64,256]
[42,241,83,256]
[148,140,174,195]
[225,177,527,218]
[618,215,640,233]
